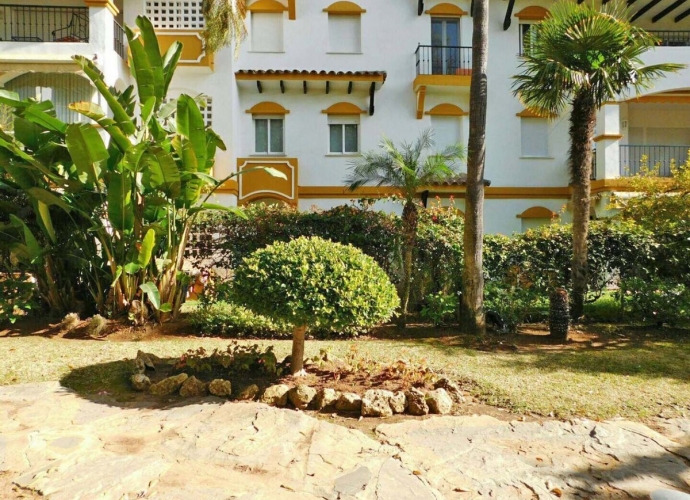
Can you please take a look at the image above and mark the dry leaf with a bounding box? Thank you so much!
[551,487,563,497]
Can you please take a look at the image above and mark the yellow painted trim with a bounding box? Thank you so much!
[216,179,239,195]
[516,206,557,219]
[237,157,298,204]
[322,102,366,115]
[298,186,574,199]
[416,86,427,120]
[236,72,385,83]
[323,1,366,15]
[247,0,288,13]
[425,3,468,16]
[246,102,290,114]
[593,134,623,142]
[84,0,119,16]
[514,6,549,20]
[288,0,296,19]
[626,95,690,104]
[516,108,554,118]
[413,74,471,91]
[155,32,213,69]
[591,179,633,193]
[425,103,468,116]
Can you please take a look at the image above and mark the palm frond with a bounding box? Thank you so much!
[201,0,247,54]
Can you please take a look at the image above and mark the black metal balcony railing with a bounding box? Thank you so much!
[0,5,88,43]
[114,19,126,59]
[619,145,690,177]
[415,44,472,76]
[647,30,690,47]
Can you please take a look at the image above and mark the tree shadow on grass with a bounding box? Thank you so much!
[398,327,690,382]
[59,357,277,410]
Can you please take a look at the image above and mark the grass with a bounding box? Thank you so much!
[1,326,689,420]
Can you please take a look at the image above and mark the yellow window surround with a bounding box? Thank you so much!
[323,1,366,15]
[322,102,366,115]
[516,206,557,219]
[514,6,550,20]
[424,3,468,16]
[425,103,468,116]
[246,102,290,114]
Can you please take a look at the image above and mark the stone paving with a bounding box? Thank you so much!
[1,382,689,499]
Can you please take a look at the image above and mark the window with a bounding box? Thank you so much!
[328,15,361,53]
[520,23,538,55]
[329,123,358,153]
[430,116,462,150]
[251,13,283,52]
[255,117,284,154]
[145,1,204,29]
[431,18,461,75]
[520,117,549,157]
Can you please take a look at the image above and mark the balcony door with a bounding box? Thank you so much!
[431,18,460,75]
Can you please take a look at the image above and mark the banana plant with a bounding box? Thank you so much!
[0,16,283,320]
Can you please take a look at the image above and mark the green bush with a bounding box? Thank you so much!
[233,236,399,334]
[484,282,542,333]
[187,301,291,338]
[0,274,37,325]
[420,291,458,327]
[192,203,400,276]
[621,277,690,326]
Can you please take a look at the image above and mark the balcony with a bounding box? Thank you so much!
[619,145,690,177]
[414,44,472,88]
[0,4,88,43]
[647,30,690,47]
[413,44,471,119]
[0,2,125,71]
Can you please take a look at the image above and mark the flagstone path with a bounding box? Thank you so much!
[1,382,689,499]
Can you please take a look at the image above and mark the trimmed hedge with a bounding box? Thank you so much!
[232,236,399,334]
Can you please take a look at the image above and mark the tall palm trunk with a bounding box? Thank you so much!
[461,0,488,336]
[569,91,596,320]
[400,200,418,328]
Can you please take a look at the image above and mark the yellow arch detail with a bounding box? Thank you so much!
[246,102,290,114]
[516,206,557,219]
[323,1,366,15]
[514,6,549,20]
[247,0,288,13]
[322,102,366,115]
[425,103,468,116]
[425,3,468,16]
[516,107,555,119]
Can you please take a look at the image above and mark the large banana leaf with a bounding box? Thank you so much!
[143,146,181,198]
[73,56,136,137]
[107,171,135,233]
[126,17,170,110]
[10,215,43,264]
[176,95,207,169]
[65,124,109,186]
[23,103,68,134]
[69,102,131,152]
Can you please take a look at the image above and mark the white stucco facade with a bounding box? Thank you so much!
[3,0,690,234]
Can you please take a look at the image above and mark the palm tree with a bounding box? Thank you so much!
[512,0,682,320]
[345,129,464,326]
[201,0,247,54]
[462,0,489,336]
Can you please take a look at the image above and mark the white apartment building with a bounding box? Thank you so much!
[1,0,690,234]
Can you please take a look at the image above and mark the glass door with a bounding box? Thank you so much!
[431,18,460,75]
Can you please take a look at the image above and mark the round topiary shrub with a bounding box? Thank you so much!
[233,236,400,374]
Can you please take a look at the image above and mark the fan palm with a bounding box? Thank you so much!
[512,0,682,319]
[345,129,464,326]
[201,0,247,54]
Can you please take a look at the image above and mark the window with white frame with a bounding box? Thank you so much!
[328,15,361,53]
[329,116,359,153]
[251,13,284,52]
[145,1,204,29]
[520,117,549,157]
[254,116,284,154]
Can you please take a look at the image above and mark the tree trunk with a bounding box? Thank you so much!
[399,200,418,328]
[461,0,489,336]
[291,325,306,374]
[568,91,596,320]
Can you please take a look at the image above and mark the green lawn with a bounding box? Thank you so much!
[1,329,689,420]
